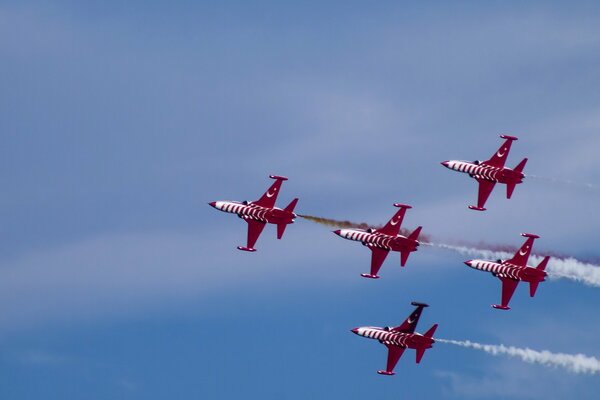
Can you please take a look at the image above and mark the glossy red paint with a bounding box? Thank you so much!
[464,233,550,310]
[209,175,298,251]
[351,302,438,375]
[441,135,528,210]
[333,204,422,278]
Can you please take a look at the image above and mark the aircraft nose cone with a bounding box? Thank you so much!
[441,161,450,168]
[464,260,473,266]
[333,229,342,236]
[351,328,359,335]
[208,201,217,208]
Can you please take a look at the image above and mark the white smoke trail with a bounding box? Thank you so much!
[433,243,600,288]
[436,338,600,374]
[526,174,598,191]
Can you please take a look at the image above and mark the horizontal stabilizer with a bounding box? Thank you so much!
[393,203,412,209]
[506,183,516,199]
[400,250,410,267]
[269,175,288,181]
[411,301,429,308]
[499,134,518,141]
[529,281,540,297]
[277,224,287,240]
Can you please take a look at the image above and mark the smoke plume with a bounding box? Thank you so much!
[298,215,373,230]
[433,243,600,287]
[526,174,598,192]
[298,214,431,242]
[437,338,600,374]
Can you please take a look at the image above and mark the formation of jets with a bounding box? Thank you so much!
[209,135,553,375]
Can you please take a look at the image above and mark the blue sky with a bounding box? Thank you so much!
[1,1,600,398]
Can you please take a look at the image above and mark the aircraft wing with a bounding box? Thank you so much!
[369,246,390,277]
[245,219,266,250]
[252,176,287,208]
[377,204,411,236]
[506,234,537,267]
[383,345,405,374]
[473,178,496,210]
[482,136,516,168]
[391,303,426,333]
[498,277,519,309]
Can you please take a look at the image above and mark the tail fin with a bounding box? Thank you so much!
[400,226,422,267]
[506,158,527,199]
[424,323,438,339]
[536,255,550,271]
[416,324,438,364]
[283,198,298,213]
[277,198,298,239]
[408,226,422,242]
[514,158,528,174]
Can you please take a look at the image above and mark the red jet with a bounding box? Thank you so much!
[465,233,550,310]
[351,302,438,375]
[333,204,422,279]
[209,175,298,252]
[441,135,528,211]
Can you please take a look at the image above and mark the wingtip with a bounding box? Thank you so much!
[468,205,486,211]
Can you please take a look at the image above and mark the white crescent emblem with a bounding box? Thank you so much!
[266,189,277,198]
[496,148,506,157]
[390,217,400,226]
[519,246,529,256]
[407,317,414,324]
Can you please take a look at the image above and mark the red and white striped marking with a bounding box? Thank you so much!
[466,259,522,280]
[212,201,269,222]
[354,327,412,347]
[445,161,501,181]
[336,229,401,250]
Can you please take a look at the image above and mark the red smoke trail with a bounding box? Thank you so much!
[298,214,432,243]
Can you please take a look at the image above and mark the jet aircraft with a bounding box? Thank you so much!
[464,233,550,310]
[351,302,438,375]
[333,204,422,278]
[441,135,527,211]
[209,175,298,251]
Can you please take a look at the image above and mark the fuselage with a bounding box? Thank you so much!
[209,200,296,225]
[351,327,434,349]
[464,259,547,283]
[441,160,524,184]
[334,229,419,252]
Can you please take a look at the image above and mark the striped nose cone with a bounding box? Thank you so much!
[351,328,359,335]
[464,260,474,267]
[441,161,450,168]
[208,201,217,208]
